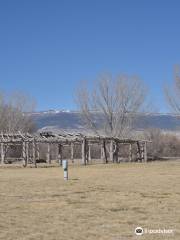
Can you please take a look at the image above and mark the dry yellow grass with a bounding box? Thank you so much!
[0,161,180,240]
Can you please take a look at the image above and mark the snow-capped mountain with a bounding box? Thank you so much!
[29,110,180,132]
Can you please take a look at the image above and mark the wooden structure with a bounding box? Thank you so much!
[0,132,150,167]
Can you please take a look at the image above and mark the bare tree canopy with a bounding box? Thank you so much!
[165,65,180,113]
[0,91,36,133]
[76,73,148,137]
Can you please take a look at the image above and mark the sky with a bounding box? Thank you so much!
[1,0,180,112]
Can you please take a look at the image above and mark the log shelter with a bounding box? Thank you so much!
[0,132,150,167]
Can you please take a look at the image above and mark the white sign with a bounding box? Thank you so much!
[62,160,68,180]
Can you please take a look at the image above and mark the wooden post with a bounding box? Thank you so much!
[22,141,27,167]
[46,143,51,164]
[1,143,4,164]
[103,140,108,163]
[144,142,147,162]
[36,143,40,160]
[129,143,132,162]
[26,142,29,165]
[82,138,86,165]
[101,143,105,162]
[114,142,119,163]
[138,142,144,162]
[32,140,37,168]
[141,144,144,162]
[88,145,92,162]
[137,141,142,162]
[109,140,114,162]
[101,140,108,163]
[58,144,62,165]
[71,142,74,163]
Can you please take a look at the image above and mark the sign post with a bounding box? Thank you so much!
[62,160,68,180]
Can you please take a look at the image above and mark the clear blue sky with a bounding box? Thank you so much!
[1,0,180,112]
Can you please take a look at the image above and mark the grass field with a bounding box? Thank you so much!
[0,161,180,240]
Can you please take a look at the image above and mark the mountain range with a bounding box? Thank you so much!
[30,110,180,133]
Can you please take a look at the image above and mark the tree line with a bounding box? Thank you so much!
[1,69,180,135]
[0,91,36,133]
[76,69,180,138]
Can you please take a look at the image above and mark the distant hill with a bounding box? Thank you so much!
[30,110,180,132]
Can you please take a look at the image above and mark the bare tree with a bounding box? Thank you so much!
[165,65,180,113]
[76,73,147,138]
[0,91,36,133]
